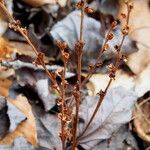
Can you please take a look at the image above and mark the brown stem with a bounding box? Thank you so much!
[81,27,113,87]
[78,79,113,139]
[72,0,86,149]
[78,2,132,140]
[61,62,67,150]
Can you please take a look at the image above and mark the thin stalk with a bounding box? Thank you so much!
[81,27,113,87]
[61,62,67,150]
[72,0,86,149]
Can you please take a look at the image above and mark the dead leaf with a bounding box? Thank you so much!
[92,125,139,150]
[0,97,9,139]
[51,10,137,70]
[0,67,14,79]
[134,97,150,145]
[78,86,137,149]
[0,38,15,61]
[32,104,62,150]
[0,137,36,150]
[0,79,12,97]
[35,79,58,112]
[134,63,150,97]
[0,95,38,146]
[86,70,135,96]
[7,100,26,133]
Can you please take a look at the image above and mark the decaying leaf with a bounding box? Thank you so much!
[7,100,26,133]
[51,10,137,69]
[134,63,150,97]
[134,97,150,144]
[92,125,139,150]
[0,97,9,139]
[35,79,58,112]
[86,70,135,96]
[0,137,35,150]
[0,95,38,146]
[51,10,103,66]
[32,104,62,150]
[78,86,137,149]
[0,79,12,97]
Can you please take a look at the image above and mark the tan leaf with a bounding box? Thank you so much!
[87,70,135,95]
[0,78,12,97]
[0,95,38,146]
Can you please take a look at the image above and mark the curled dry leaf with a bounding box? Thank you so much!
[0,95,38,146]
[78,86,137,149]
[133,98,150,145]
[0,79,12,97]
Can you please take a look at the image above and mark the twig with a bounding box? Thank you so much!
[72,0,86,149]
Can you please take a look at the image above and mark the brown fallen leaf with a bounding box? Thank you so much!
[0,79,12,97]
[134,97,150,145]
[0,95,38,146]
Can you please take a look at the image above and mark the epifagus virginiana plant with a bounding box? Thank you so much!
[0,0,133,149]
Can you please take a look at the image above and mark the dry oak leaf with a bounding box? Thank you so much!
[0,95,38,146]
[0,79,12,97]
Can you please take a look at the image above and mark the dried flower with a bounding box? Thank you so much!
[106,32,114,40]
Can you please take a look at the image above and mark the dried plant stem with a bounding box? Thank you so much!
[78,2,132,140]
[0,2,60,94]
[61,63,67,150]
[78,79,113,139]
[81,27,113,87]
[72,0,86,149]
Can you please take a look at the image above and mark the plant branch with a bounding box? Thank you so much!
[78,1,133,140]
